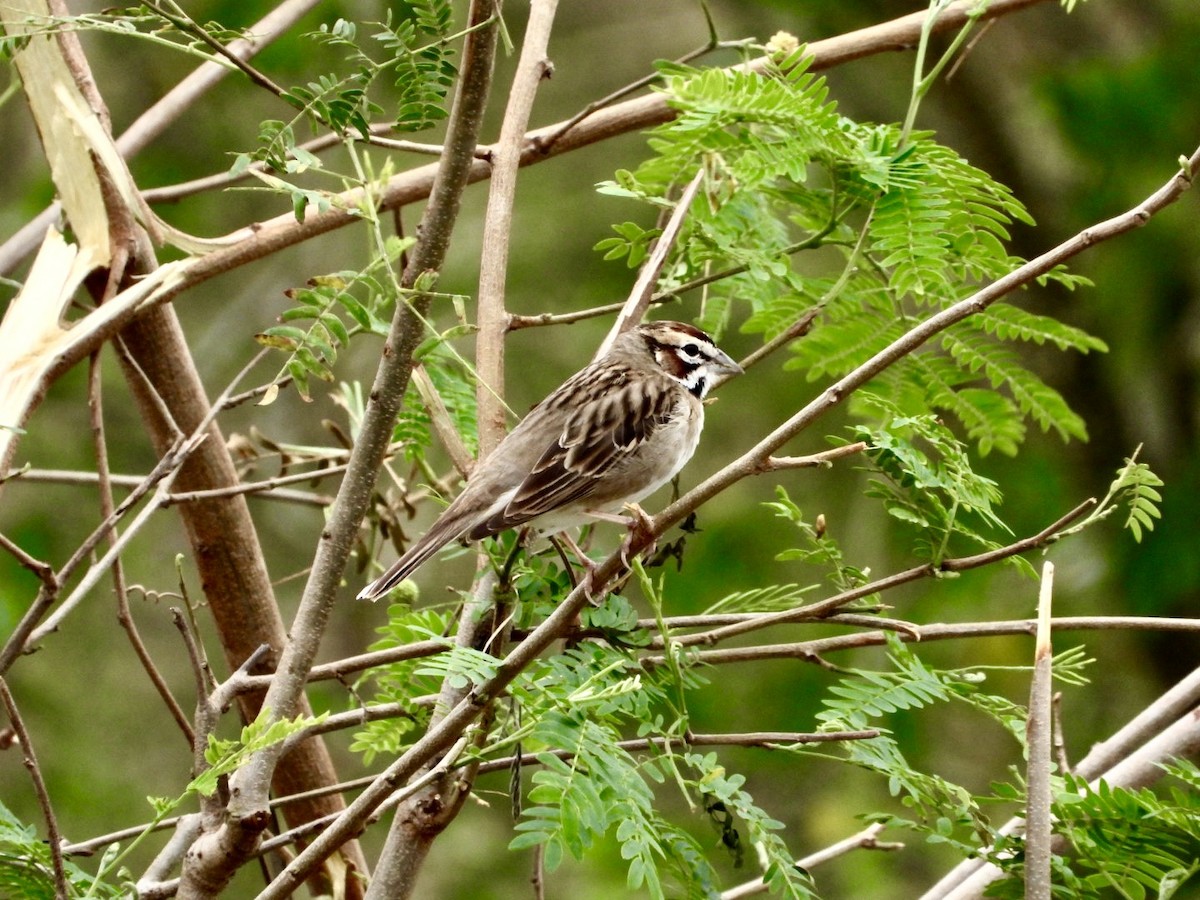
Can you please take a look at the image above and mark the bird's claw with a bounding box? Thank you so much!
[619,503,658,568]
[575,554,606,606]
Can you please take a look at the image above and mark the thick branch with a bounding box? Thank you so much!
[368,5,557,894]
[215,5,502,895]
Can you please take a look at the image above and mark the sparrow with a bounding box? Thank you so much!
[357,320,742,600]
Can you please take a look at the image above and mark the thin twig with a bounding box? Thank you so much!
[0,531,55,589]
[755,442,867,472]
[531,843,545,900]
[141,1,289,98]
[237,640,450,692]
[112,337,185,442]
[534,30,753,154]
[661,499,1096,652]
[722,822,902,899]
[12,464,343,507]
[173,607,216,711]
[279,702,425,753]
[507,237,827,335]
[662,616,1200,669]
[411,365,475,478]
[93,351,194,745]
[597,169,706,358]
[1024,562,1054,900]
[1051,692,1070,775]
[0,677,70,900]
[737,307,821,372]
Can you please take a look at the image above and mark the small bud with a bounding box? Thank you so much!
[766,31,800,59]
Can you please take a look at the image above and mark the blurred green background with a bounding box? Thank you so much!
[1,1,1197,896]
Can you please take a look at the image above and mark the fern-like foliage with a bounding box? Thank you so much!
[1111,448,1166,542]
[372,2,457,132]
[351,608,454,764]
[806,636,1102,878]
[811,637,1037,846]
[985,766,1200,898]
[0,802,124,899]
[392,339,479,463]
[763,485,872,595]
[511,718,687,898]
[599,45,1102,460]
[686,752,818,898]
[505,645,708,897]
[1058,445,1166,544]
[462,630,817,897]
[847,393,1032,570]
[255,244,409,401]
[250,5,456,170]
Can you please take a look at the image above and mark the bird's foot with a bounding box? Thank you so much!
[619,502,657,568]
[551,532,605,605]
[578,558,605,606]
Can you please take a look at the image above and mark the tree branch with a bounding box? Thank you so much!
[1023,563,1055,900]
[722,823,903,899]
[0,0,322,274]
[213,4,503,894]
[665,616,1200,669]
[0,677,69,900]
[657,499,1096,653]
[367,1,563,891]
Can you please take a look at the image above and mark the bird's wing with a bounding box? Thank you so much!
[471,375,676,535]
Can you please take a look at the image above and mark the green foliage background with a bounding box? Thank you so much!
[1,1,1198,897]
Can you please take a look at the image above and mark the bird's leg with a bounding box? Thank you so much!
[547,534,580,590]
[550,531,606,605]
[498,530,529,590]
[579,505,658,572]
[618,502,657,568]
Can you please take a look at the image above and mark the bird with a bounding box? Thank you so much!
[357,320,742,601]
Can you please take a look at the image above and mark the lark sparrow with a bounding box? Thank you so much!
[357,320,742,600]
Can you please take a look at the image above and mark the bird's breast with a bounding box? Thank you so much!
[605,392,704,505]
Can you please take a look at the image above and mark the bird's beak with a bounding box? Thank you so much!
[714,349,743,378]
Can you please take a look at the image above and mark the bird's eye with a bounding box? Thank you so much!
[681,342,701,358]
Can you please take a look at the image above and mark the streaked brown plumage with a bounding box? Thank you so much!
[357,320,741,600]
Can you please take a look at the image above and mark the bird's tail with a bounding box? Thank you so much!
[356,510,471,601]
